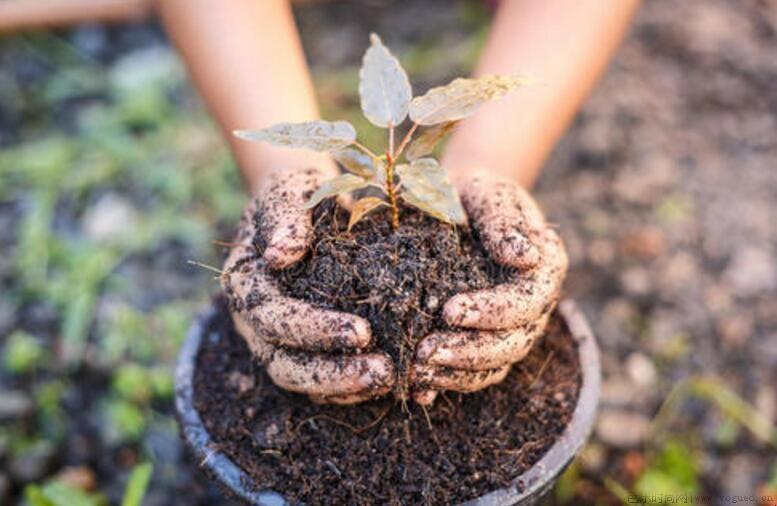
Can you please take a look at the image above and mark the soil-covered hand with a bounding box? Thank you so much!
[411,172,568,404]
[222,170,395,404]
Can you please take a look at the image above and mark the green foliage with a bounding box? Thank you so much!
[121,462,153,506]
[35,381,68,443]
[235,34,531,229]
[25,482,106,506]
[4,330,46,374]
[105,399,147,443]
[113,364,173,404]
[634,440,699,498]
[553,460,580,503]
[114,364,154,404]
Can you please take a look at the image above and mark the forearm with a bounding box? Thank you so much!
[443,0,640,188]
[157,0,335,194]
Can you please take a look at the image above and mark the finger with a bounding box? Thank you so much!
[444,229,567,329]
[460,174,546,269]
[257,168,323,269]
[412,389,438,406]
[225,261,372,351]
[248,297,372,351]
[412,364,511,393]
[416,316,548,371]
[266,350,395,398]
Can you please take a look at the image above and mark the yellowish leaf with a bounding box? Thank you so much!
[408,75,530,126]
[397,158,466,224]
[405,122,457,161]
[333,148,376,178]
[359,34,413,128]
[401,191,454,224]
[234,120,356,151]
[348,197,388,231]
[302,174,370,209]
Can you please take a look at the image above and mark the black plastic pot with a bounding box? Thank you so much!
[175,299,600,506]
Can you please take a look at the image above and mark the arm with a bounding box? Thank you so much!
[413,0,639,404]
[158,0,393,404]
[157,0,336,194]
[444,0,640,188]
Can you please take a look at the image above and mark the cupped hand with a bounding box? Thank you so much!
[222,169,395,404]
[411,171,568,405]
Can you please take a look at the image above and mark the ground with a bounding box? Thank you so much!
[0,0,775,504]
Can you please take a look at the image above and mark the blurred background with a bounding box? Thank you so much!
[0,0,775,504]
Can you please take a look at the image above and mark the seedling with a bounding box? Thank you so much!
[235,34,530,231]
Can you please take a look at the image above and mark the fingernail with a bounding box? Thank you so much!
[443,296,479,327]
[350,318,372,348]
[359,357,394,388]
[415,338,439,363]
[498,232,540,269]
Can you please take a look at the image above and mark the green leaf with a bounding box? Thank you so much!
[25,486,56,506]
[409,74,530,125]
[234,120,356,151]
[348,197,387,231]
[302,174,370,209]
[359,34,412,128]
[333,148,376,178]
[121,462,153,506]
[404,121,457,160]
[397,158,466,224]
[25,482,106,506]
[634,440,698,499]
[3,330,45,374]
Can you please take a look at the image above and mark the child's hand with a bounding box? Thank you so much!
[411,172,568,404]
[222,175,395,404]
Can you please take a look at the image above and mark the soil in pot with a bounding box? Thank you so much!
[193,299,581,505]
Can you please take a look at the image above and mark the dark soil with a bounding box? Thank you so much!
[269,199,519,396]
[193,299,581,505]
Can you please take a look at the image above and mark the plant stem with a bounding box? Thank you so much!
[384,151,400,231]
[393,121,419,160]
[388,123,395,156]
[353,140,377,158]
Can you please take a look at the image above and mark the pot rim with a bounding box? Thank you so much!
[175,299,600,506]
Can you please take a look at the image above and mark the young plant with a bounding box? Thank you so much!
[235,34,530,231]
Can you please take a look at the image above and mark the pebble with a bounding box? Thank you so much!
[54,466,97,491]
[0,390,33,421]
[82,193,139,243]
[626,353,657,388]
[598,299,639,347]
[595,409,651,448]
[600,376,640,407]
[587,239,615,267]
[724,247,777,297]
[717,314,753,348]
[618,226,667,259]
[228,371,255,395]
[579,442,606,473]
[253,421,289,450]
[619,267,653,296]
